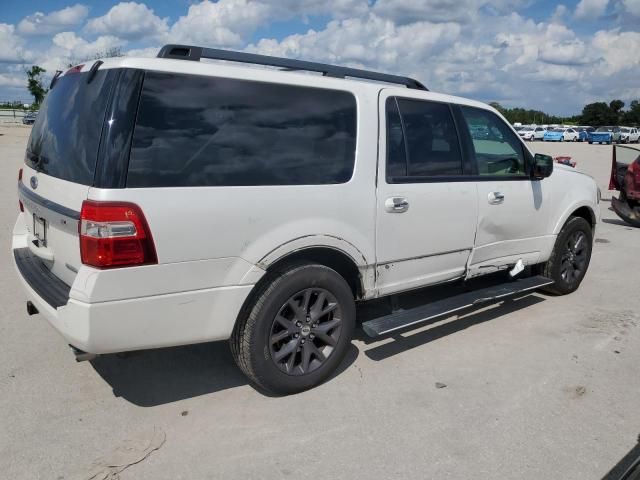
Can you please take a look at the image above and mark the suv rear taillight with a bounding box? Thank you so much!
[79,201,157,268]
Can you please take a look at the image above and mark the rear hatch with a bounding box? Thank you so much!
[18,66,118,286]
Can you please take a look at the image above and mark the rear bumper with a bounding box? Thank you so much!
[13,250,254,353]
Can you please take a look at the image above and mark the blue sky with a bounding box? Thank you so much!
[1,0,639,114]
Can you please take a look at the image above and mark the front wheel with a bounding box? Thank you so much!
[230,262,356,395]
[534,216,593,295]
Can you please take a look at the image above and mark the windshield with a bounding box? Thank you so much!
[552,128,564,132]
[596,127,612,132]
[25,69,117,185]
[621,128,630,132]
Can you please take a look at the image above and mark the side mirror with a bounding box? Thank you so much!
[532,153,553,179]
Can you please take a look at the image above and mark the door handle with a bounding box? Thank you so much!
[385,197,409,213]
[488,192,505,204]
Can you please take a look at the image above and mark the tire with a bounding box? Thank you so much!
[535,216,593,295]
[588,141,592,144]
[230,262,356,395]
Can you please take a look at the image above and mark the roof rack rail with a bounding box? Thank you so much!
[156,44,427,91]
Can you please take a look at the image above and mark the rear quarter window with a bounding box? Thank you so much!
[127,72,357,187]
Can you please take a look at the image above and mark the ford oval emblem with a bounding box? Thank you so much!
[30,176,38,189]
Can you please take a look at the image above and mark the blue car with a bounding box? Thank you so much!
[589,126,620,144]
[543,128,566,142]
[577,126,594,142]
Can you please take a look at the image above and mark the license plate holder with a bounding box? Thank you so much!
[33,214,47,248]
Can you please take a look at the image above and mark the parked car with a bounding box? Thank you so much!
[576,126,594,142]
[518,127,535,141]
[12,45,600,394]
[619,127,640,144]
[532,126,546,140]
[610,144,640,227]
[544,127,578,142]
[589,126,621,144]
[22,111,37,125]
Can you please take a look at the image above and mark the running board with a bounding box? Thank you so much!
[362,275,553,338]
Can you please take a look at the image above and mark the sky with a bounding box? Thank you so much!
[0,0,639,115]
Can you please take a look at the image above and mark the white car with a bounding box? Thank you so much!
[563,128,580,141]
[518,127,535,141]
[12,45,600,394]
[619,127,640,143]
[532,126,546,140]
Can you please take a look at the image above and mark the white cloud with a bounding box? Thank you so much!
[169,0,271,48]
[574,0,609,19]
[17,4,89,36]
[0,72,24,88]
[41,32,124,70]
[85,2,168,40]
[621,0,640,16]
[250,13,460,73]
[0,24,32,63]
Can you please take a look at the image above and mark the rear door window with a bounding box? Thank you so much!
[127,72,357,187]
[385,97,463,182]
[25,70,117,185]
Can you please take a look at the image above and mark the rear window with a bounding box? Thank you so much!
[127,72,357,187]
[25,70,117,185]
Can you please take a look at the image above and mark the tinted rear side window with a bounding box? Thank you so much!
[386,97,463,182]
[25,70,117,185]
[127,72,357,187]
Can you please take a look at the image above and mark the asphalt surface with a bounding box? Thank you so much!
[1,124,639,479]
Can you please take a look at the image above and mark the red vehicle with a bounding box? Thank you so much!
[610,144,640,227]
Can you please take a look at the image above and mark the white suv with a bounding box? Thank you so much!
[13,45,600,394]
[620,127,640,144]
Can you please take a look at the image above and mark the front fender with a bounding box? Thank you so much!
[552,200,598,234]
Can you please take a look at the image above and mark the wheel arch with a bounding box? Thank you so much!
[553,203,596,235]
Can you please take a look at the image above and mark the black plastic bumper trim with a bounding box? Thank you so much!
[13,247,71,308]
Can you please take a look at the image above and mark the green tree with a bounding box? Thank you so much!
[26,65,47,106]
[580,102,615,126]
[622,100,640,125]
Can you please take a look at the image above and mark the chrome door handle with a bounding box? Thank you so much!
[488,192,505,204]
[385,197,409,213]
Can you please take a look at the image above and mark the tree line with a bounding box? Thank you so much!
[490,100,640,127]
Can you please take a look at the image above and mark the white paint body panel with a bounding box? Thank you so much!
[11,56,599,353]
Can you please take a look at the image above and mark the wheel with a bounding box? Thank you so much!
[535,216,593,295]
[230,262,356,395]
[588,141,592,144]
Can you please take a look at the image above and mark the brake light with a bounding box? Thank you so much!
[18,168,23,181]
[79,201,157,268]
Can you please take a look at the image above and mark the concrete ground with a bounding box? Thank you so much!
[1,124,638,479]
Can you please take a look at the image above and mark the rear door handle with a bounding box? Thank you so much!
[488,192,504,204]
[385,197,409,213]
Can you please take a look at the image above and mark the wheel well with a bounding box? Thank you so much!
[571,206,595,230]
[267,247,363,299]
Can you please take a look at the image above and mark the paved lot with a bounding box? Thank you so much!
[1,125,639,479]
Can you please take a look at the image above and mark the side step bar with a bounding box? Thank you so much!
[362,275,553,338]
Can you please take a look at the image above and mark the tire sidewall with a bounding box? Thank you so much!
[247,265,355,394]
[548,217,593,294]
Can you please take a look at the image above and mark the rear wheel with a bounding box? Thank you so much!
[535,216,593,295]
[230,262,356,395]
